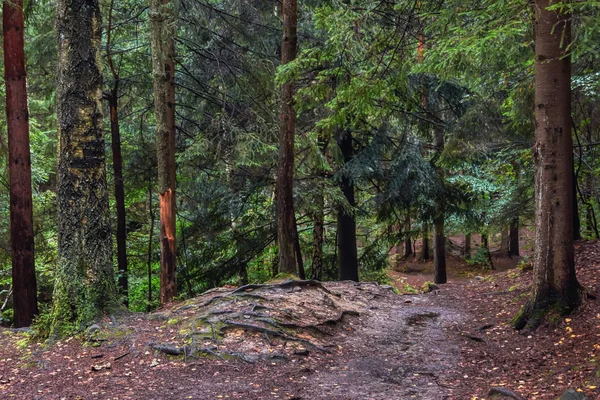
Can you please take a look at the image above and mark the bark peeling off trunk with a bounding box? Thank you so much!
[150,0,177,304]
[53,0,116,334]
[514,0,580,330]
[159,188,177,304]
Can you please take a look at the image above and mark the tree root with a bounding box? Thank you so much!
[221,320,330,353]
[232,279,338,296]
[199,292,267,308]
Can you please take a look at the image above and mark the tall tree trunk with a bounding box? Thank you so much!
[573,167,581,240]
[509,218,520,257]
[147,180,155,312]
[433,125,446,284]
[276,0,298,275]
[294,216,305,279]
[404,213,412,258]
[514,0,580,330]
[311,195,324,280]
[105,0,128,307]
[337,131,359,281]
[433,218,446,283]
[310,133,327,280]
[54,0,116,334]
[107,92,128,306]
[4,0,38,327]
[464,233,471,259]
[150,0,177,304]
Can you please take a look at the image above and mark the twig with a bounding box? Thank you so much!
[114,352,130,361]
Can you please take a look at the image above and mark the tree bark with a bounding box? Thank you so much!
[433,217,446,283]
[150,0,177,304]
[311,199,324,280]
[147,180,155,312]
[107,91,128,307]
[403,213,412,258]
[509,218,520,257]
[310,133,327,280]
[4,0,38,327]
[276,0,298,275]
[54,0,116,334]
[337,131,359,281]
[514,0,580,330]
[573,167,581,240]
[433,124,446,284]
[464,233,471,258]
[105,0,128,307]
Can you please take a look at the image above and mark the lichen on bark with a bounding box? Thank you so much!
[52,0,117,336]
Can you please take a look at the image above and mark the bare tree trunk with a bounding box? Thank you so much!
[54,0,116,334]
[311,133,327,280]
[150,0,177,304]
[337,131,358,281]
[105,0,128,307]
[509,218,520,257]
[573,167,581,240]
[464,233,471,259]
[147,181,155,312]
[294,216,305,279]
[4,0,38,327]
[311,193,324,280]
[514,0,580,330]
[276,0,298,275]
[403,213,412,258]
[433,125,446,284]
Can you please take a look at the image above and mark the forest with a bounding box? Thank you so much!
[0,0,600,398]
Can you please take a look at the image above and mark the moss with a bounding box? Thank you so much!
[167,318,180,326]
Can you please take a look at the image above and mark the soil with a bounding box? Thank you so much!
[1,238,599,400]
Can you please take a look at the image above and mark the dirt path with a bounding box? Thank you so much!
[270,294,464,399]
[0,282,468,400]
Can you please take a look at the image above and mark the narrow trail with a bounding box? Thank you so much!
[293,294,464,399]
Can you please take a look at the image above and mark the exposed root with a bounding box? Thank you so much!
[221,320,330,353]
[232,279,338,296]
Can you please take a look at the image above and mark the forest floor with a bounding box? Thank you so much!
[1,240,600,399]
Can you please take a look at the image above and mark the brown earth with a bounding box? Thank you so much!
[1,239,599,399]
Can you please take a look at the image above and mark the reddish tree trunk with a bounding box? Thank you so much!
[276,0,298,275]
[4,0,38,327]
